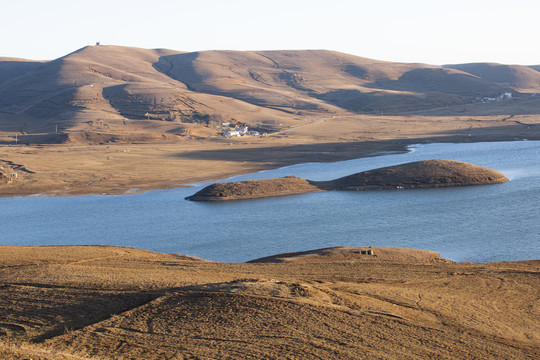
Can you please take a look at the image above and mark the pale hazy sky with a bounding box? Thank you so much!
[2,0,539,65]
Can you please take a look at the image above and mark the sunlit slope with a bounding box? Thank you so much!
[0,46,295,133]
[158,49,508,113]
[1,45,539,137]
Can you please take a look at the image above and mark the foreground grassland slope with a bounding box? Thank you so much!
[0,246,538,359]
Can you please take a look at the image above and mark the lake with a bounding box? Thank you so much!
[1,140,539,263]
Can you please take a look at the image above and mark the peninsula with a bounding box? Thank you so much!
[186,159,509,201]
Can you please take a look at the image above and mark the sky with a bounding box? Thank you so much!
[2,0,539,65]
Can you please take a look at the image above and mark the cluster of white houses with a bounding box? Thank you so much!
[222,125,260,137]
[481,92,512,103]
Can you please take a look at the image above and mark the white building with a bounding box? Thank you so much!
[223,130,241,137]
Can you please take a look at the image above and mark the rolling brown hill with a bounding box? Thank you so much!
[0,245,538,359]
[444,62,540,92]
[160,49,508,114]
[0,57,45,84]
[1,45,540,143]
[0,46,298,138]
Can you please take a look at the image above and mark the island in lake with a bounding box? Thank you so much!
[186,159,509,201]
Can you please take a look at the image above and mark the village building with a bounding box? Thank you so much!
[222,125,256,137]
[223,130,241,137]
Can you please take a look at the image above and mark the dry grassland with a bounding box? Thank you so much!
[0,245,538,359]
[1,46,539,359]
[1,113,538,197]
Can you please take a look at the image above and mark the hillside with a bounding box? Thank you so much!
[0,57,45,84]
[0,245,538,359]
[444,63,540,92]
[1,45,540,144]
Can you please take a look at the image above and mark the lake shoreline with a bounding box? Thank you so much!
[0,133,536,198]
[1,140,538,264]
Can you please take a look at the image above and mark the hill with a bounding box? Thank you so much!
[321,159,509,190]
[0,245,538,359]
[444,63,540,92]
[0,46,297,139]
[0,57,45,84]
[1,45,540,143]
[186,159,509,201]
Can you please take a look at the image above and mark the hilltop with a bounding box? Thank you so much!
[1,45,540,144]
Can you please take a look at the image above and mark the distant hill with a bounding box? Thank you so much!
[444,63,540,92]
[0,58,46,84]
[155,49,512,114]
[1,45,539,139]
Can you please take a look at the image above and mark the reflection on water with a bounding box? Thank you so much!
[0,141,539,263]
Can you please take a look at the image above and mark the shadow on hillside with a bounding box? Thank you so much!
[310,89,460,114]
[172,140,410,164]
[152,52,204,88]
[313,88,540,116]
[364,68,502,94]
[314,67,509,115]
[0,284,161,343]
[0,60,44,84]
[431,123,540,140]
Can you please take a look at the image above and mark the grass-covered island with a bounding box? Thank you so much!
[186,159,509,201]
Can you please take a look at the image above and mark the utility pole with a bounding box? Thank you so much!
[56,125,58,133]
[15,134,17,144]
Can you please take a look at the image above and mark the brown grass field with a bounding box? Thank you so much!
[0,245,538,359]
[1,112,539,197]
[1,119,537,359]
[1,46,540,196]
[1,47,539,358]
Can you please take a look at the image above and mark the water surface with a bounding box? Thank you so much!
[1,141,539,263]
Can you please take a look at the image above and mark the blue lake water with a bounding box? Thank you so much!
[0,140,539,263]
